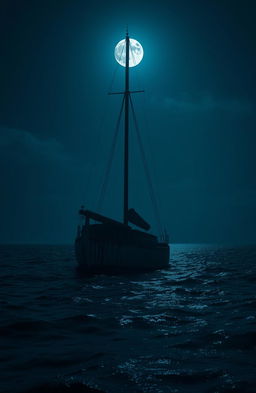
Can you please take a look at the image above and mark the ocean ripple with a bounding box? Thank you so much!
[0,244,256,393]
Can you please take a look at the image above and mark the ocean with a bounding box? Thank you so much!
[0,244,255,393]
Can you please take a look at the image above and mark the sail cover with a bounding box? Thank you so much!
[128,208,150,231]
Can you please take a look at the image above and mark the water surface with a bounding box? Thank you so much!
[0,244,255,392]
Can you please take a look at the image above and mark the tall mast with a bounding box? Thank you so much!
[123,32,129,225]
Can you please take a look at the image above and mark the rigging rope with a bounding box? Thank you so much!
[108,60,120,93]
[81,105,107,210]
[81,43,125,210]
[108,41,125,93]
[96,96,125,212]
[129,51,167,237]
[95,42,126,211]
[129,95,164,237]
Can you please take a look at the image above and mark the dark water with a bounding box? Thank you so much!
[0,244,256,393]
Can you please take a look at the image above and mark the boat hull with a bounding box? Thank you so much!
[75,223,169,273]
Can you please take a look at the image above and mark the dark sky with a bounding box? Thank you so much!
[0,0,255,244]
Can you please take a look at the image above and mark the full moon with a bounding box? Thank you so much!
[114,38,144,67]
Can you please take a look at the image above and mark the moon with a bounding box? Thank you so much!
[114,38,144,67]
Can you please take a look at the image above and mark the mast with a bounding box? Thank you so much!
[123,32,129,225]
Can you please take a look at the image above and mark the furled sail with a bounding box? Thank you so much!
[128,208,150,231]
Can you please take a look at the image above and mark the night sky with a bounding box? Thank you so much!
[0,0,255,244]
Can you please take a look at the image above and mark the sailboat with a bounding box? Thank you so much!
[75,32,170,273]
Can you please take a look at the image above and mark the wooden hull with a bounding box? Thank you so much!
[75,223,170,273]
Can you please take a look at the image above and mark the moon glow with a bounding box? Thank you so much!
[114,38,144,67]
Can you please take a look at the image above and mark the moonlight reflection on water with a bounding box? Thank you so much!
[0,244,256,393]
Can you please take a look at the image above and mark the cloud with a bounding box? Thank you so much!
[163,93,253,114]
[0,126,101,208]
[0,127,68,165]
[0,127,87,243]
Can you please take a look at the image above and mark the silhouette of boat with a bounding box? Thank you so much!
[75,32,170,273]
